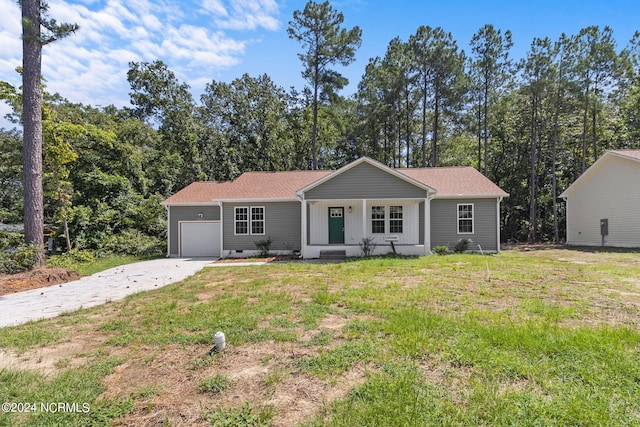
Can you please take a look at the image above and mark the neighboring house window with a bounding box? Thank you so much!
[372,206,385,233]
[389,205,403,233]
[251,207,265,235]
[457,204,474,234]
[235,207,249,235]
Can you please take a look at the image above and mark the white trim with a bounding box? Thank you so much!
[161,202,218,206]
[424,195,433,254]
[216,198,299,203]
[166,205,171,257]
[219,201,224,254]
[234,206,249,235]
[301,198,308,258]
[233,206,266,236]
[433,194,506,200]
[457,203,475,235]
[497,197,503,252]
[251,206,266,235]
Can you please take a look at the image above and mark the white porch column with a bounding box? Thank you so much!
[424,195,432,254]
[361,199,367,240]
[166,205,171,257]
[300,198,307,257]
[219,201,224,257]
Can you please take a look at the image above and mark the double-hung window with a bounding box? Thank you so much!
[235,207,249,235]
[235,206,265,235]
[371,206,385,233]
[457,204,474,234]
[251,207,265,235]
[372,205,403,234]
[389,205,403,233]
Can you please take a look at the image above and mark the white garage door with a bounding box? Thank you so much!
[179,221,221,257]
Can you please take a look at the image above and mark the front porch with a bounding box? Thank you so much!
[300,198,431,258]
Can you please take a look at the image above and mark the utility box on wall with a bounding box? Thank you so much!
[600,218,608,236]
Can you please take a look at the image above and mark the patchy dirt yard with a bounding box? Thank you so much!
[1,247,639,426]
[0,268,80,296]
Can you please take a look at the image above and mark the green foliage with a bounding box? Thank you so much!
[0,229,24,249]
[103,228,164,256]
[206,404,273,427]
[46,247,94,270]
[254,237,272,257]
[454,238,470,253]
[0,244,41,274]
[433,245,449,255]
[198,374,230,394]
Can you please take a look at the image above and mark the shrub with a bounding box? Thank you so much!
[454,238,471,253]
[433,245,449,255]
[0,229,24,250]
[359,236,377,257]
[254,237,272,257]
[103,229,165,256]
[0,244,40,274]
[47,248,95,270]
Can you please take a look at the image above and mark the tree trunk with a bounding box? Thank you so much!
[22,0,45,266]
[431,87,440,167]
[421,81,427,167]
[581,83,590,173]
[528,94,537,243]
[483,70,489,175]
[311,60,319,170]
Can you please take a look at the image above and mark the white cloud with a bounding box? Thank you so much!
[0,0,284,116]
[202,0,280,31]
[202,0,228,17]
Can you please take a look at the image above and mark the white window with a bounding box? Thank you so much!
[372,206,385,233]
[457,204,474,234]
[389,205,403,233]
[235,207,249,235]
[251,207,265,235]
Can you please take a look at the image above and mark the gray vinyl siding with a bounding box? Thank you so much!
[223,202,301,251]
[305,162,427,200]
[430,199,499,252]
[168,205,220,255]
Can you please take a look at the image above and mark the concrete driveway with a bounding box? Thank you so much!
[0,257,216,328]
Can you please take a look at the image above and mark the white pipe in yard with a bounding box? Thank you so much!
[214,331,226,351]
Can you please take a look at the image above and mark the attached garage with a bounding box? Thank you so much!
[179,221,221,257]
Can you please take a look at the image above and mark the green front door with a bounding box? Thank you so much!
[328,207,345,244]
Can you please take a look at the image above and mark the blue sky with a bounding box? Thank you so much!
[1,0,640,128]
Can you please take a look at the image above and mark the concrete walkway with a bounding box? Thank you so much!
[0,258,216,328]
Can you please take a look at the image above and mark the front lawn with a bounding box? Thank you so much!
[0,247,639,426]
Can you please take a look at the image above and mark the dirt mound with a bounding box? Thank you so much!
[0,267,81,296]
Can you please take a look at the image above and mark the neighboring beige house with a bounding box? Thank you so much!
[561,150,640,248]
[162,157,508,258]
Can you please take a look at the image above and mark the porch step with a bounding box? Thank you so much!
[319,250,347,260]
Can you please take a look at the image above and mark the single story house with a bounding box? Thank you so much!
[560,149,640,248]
[162,157,509,258]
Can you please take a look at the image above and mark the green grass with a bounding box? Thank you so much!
[1,248,639,426]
